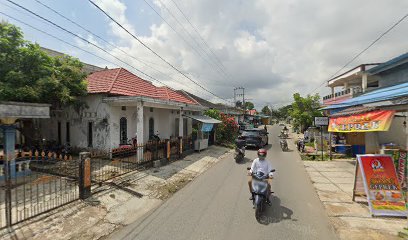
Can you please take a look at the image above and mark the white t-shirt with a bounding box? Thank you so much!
[250,158,273,175]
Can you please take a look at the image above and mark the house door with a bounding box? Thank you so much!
[120,117,127,145]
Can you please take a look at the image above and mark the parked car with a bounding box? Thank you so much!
[240,129,268,148]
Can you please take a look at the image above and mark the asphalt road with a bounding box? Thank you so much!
[109,125,338,240]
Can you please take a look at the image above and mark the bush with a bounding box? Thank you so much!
[204,110,238,145]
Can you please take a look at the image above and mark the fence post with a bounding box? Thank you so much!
[79,152,91,199]
[166,139,171,160]
[179,137,183,158]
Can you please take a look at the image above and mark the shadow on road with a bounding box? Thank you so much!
[256,195,295,225]
[235,157,251,165]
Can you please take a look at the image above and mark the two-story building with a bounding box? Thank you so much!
[323,52,408,155]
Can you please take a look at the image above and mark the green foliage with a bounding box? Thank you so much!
[0,22,87,109]
[203,109,221,120]
[261,105,271,115]
[272,104,292,120]
[245,101,254,110]
[289,93,322,132]
[204,109,238,144]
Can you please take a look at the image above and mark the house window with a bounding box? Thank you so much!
[66,122,70,143]
[175,118,179,136]
[150,107,154,112]
[121,106,126,111]
[88,122,93,147]
[57,122,61,145]
[120,117,127,145]
[149,118,154,138]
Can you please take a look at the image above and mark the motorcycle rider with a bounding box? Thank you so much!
[248,148,274,204]
[235,136,246,158]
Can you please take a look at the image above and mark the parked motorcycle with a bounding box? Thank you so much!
[297,138,305,152]
[280,139,288,151]
[248,167,275,219]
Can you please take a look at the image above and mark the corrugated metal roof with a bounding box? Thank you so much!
[330,106,375,117]
[322,82,408,110]
[184,115,222,124]
[368,52,408,75]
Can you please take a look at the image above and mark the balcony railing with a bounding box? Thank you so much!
[323,87,362,101]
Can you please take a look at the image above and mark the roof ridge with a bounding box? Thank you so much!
[162,86,171,101]
[108,68,122,92]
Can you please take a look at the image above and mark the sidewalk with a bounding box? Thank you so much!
[0,146,232,240]
[303,160,406,240]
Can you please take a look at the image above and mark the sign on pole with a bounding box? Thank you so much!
[355,154,407,217]
[315,116,329,126]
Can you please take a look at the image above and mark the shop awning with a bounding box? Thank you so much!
[322,82,408,110]
[184,115,222,124]
[328,110,395,132]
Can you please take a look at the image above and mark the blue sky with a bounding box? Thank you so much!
[1,0,408,109]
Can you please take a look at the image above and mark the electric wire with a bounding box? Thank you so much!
[31,0,214,100]
[168,0,232,79]
[154,0,230,80]
[308,12,408,95]
[87,0,229,102]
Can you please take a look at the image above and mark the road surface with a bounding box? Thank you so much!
[109,125,338,240]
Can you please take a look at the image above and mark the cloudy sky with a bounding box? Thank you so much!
[1,0,408,109]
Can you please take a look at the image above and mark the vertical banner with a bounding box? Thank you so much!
[357,154,407,217]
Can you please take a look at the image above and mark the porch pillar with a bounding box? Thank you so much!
[178,108,183,137]
[331,87,335,100]
[1,122,16,228]
[362,73,368,93]
[136,102,144,161]
[2,124,16,178]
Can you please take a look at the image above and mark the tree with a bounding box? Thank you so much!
[261,105,271,116]
[289,93,322,132]
[245,101,254,110]
[235,100,242,108]
[204,109,238,145]
[0,22,87,109]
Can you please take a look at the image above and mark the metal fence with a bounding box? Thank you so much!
[0,152,79,229]
[0,137,193,229]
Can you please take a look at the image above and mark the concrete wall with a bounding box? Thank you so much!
[38,95,198,151]
[378,116,407,149]
[378,62,408,88]
[365,132,379,153]
[142,108,193,142]
[39,94,112,150]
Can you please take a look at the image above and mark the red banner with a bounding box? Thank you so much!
[329,110,395,132]
[357,155,407,217]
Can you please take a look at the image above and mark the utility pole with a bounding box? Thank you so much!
[234,87,245,122]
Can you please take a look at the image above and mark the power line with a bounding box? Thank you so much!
[4,0,180,88]
[31,0,214,100]
[87,0,228,103]
[308,12,408,95]
[168,0,231,78]
[0,11,121,68]
[140,0,229,82]
[154,0,229,81]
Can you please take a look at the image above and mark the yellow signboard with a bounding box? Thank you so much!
[328,110,395,133]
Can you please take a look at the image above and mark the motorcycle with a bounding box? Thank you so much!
[279,131,289,139]
[234,146,246,162]
[297,138,305,152]
[247,168,276,219]
[234,138,246,163]
[280,139,288,151]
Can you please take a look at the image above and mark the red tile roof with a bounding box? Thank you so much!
[86,68,198,105]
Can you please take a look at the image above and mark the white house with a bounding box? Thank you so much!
[39,67,207,151]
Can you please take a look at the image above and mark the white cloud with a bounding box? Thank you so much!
[92,0,408,109]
